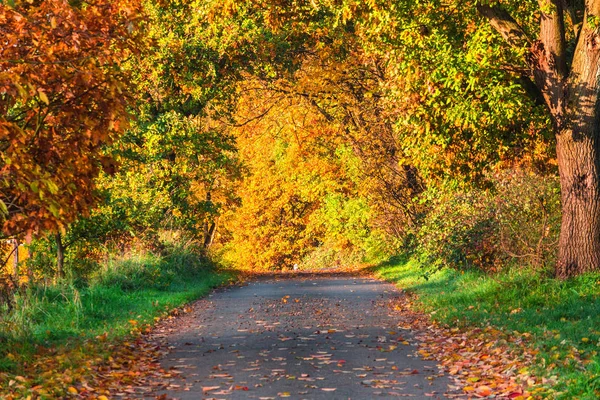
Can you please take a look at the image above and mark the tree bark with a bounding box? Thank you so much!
[555,126,600,277]
[554,5,600,277]
[55,232,64,279]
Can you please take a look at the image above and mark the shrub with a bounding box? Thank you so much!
[416,188,498,272]
[493,170,560,268]
[415,169,560,274]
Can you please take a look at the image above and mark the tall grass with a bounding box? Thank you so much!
[0,245,231,373]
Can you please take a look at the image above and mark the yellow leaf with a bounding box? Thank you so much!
[67,386,78,395]
[98,396,109,400]
[38,90,49,105]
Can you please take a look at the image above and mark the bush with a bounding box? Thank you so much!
[416,188,497,272]
[493,170,560,268]
[297,246,366,271]
[415,169,560,274]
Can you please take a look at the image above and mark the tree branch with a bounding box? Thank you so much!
[476,4,532,48]
[539,0,568,78]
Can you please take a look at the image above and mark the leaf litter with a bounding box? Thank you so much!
[389,294,546,399]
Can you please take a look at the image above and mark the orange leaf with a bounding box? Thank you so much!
[476,386,492,397]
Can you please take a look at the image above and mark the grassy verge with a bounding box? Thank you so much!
[0,248,235,398]
[373,255,600,399]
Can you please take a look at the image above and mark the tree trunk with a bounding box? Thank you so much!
[553,5,600,277]
[12,238,19,283]
[27,248,33,284]
[202,191,217,248]
[55,232,64,279]
[203,220,218,248]
[555,124,600,277]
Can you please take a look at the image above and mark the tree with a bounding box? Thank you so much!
[476,1,600,277]
[95,111,240,247]
[192,0,553,270]
[0,0,141,237]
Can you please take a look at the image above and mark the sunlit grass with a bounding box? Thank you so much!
[374,255,600,399]
[0,248,233,373]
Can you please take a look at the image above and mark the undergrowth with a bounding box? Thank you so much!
[0,246,232,374]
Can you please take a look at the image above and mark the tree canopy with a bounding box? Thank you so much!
[2,0,600,279]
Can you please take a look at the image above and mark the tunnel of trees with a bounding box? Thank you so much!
[2,0,600,283]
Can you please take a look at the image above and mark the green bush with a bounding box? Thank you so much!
[415,169,560,273]
[416,188,497,272]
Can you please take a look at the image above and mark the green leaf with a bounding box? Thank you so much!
[43,179,59,195]
[0,199,8,216]
[29,181,40,194]
[48,202,61,218]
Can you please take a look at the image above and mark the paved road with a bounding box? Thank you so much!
[158,274,455,399]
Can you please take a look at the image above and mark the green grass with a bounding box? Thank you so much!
[373,255,600,399]
[0,249,234,373]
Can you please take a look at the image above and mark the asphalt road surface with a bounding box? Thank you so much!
[158,274,456,399]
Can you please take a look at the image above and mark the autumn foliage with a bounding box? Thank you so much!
[2,0,600,399]
[0,0,141,236]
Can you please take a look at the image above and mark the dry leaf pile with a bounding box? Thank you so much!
[390,295,549,399]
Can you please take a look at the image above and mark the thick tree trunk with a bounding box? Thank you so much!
[554,6,600,277]
[55,232,64,279]
[555,125,600,277]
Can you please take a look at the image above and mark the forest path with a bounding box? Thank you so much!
[155,274,456,399]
